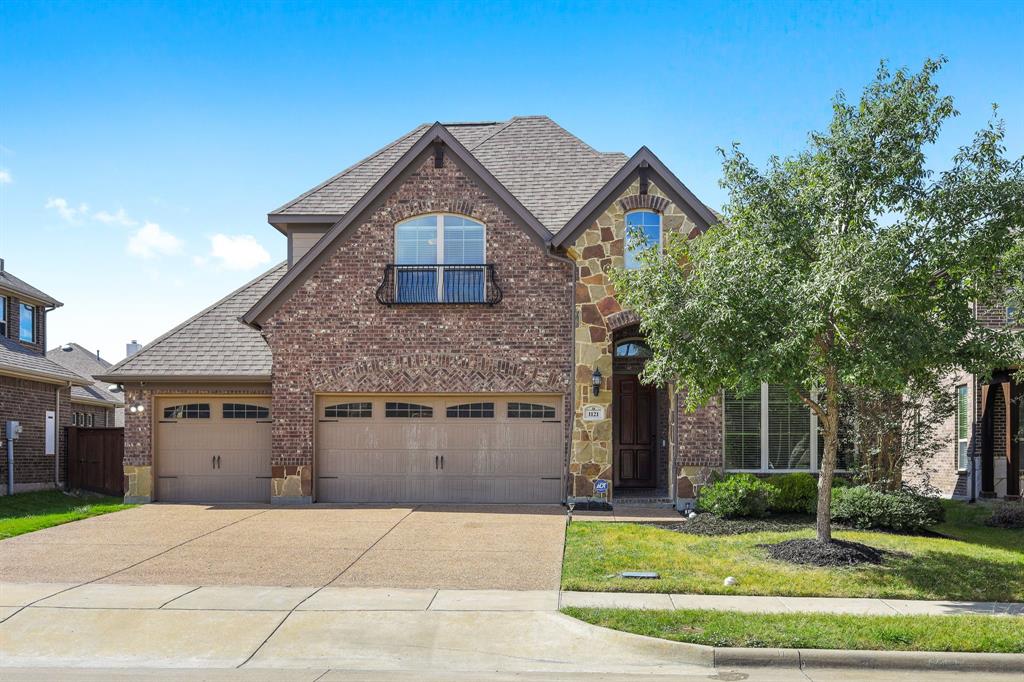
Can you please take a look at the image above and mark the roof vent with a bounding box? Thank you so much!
[61,344,74,352]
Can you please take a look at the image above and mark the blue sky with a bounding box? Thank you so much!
[1,0,1021,362]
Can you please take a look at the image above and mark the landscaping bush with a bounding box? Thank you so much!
[831,486,945,532]
[985,500,1024,529]
[767,473,818,514]
[698,474,777,518]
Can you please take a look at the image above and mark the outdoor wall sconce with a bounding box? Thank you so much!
[591,367,602,397]
[128,403,146,414]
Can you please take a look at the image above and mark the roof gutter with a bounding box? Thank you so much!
[94,374,272,384]
[0,365,89,386]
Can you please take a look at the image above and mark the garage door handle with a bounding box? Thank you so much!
[435,455,439,470]
[441,455,444,470]
[217,455,221,469]
[212,456,216,469]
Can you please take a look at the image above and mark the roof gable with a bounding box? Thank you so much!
[0,266,61,307]
[47,343,123,405]
[244,123,551,327]
[551,146,719,247]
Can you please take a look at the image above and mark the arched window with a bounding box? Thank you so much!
[395,214,485,302]
[614,339,653,359]
[624,210,661,269]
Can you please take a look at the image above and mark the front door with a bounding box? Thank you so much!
[614,375,657,488]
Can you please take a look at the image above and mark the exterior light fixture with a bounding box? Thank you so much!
[129,403,146,414]
[591,367,602,397]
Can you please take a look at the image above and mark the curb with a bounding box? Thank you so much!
[713,646,1024,673]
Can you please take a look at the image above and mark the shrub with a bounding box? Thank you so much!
[985,501,1024,529]
[831,486,945,532]
[767,473,818,514]
[698,474,777,518]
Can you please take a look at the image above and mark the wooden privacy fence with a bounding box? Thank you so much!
[67,426,124,496]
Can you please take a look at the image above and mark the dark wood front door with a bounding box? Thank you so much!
[614,374,657,488]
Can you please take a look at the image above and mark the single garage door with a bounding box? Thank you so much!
[155,397,272,503]
[316,395,563,503]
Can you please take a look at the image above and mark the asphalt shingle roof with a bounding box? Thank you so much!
[101,263,287,380]
[271,116,628,234]
[47,343,124,405]
[0,336,88,384]
[0,266,61,306]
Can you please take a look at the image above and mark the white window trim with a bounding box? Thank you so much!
[723,383,845,474]
[624,210,663,269]
[394,213,487,301]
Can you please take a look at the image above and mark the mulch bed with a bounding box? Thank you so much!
[758,538,888,567]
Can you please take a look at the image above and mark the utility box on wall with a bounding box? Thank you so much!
[45,411,56,455]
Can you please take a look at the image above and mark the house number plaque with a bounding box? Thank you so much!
[582,404,605,421]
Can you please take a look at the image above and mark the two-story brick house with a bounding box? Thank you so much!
[99,117,1021,508]
[0,260,91,494]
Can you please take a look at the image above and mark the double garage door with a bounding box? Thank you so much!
[316,394,564,504]
[154,394,563,504]
[155,397,272,503]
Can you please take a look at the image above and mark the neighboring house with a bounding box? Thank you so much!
[46,343,125,427]
[0,260,91,494]
[906,304,1022,501]
[97,116,1021,508]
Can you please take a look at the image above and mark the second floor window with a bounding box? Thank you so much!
[19,303,34,343]
[624,210,662,269]
[394,214,485,302]
[0,295,6,336]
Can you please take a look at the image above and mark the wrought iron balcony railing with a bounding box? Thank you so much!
[376,264,503,306]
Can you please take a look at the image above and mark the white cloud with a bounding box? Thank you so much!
[94,207,137,226]
[0,169,11,184]
[127,222,183,259]
[45,197,89,223]
[207,234,271,270]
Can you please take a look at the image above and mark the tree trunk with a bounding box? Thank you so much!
[816,373,841,543]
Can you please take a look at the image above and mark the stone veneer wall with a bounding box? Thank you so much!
[569,178,722,506]
[262,152,574,502]
[121,382,272,502]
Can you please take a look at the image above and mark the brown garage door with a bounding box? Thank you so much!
[316,395,563,503]
[155,397,272,503]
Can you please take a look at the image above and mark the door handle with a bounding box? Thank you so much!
[217,455,221,469]
[441,455,444,470]
[435,455,439,470]
[212,455,216,469]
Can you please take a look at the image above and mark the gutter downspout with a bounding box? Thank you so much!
[547,245,578,505]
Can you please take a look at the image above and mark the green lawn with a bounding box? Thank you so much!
[0,490,134,539]
[564,607,1024,653]
[562,501,1024,601]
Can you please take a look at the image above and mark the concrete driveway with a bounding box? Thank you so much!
[0,504,566,590]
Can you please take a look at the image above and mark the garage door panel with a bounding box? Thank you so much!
[156,397,271,503]
[316,395,563,504]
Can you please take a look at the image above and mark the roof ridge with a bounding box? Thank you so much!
[269,125,430,215]
[530,116,611,159]
[104,262,287,376]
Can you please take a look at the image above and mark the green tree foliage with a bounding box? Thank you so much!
[613,58,1024,542]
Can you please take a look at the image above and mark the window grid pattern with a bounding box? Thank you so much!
[767,385,811,470]
[385,402,433,418]
[507,402,555,419]
[624,211,662,269]
[163,403,211,419]
[446,402,495,418]
[325,402,372,418]
[724,389,761,469]
[956,384,969,470]
[223,403,270,420]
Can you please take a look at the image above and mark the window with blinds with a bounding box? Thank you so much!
[956,384,969,470]
[767,385,811,470]
[724,389,761,469]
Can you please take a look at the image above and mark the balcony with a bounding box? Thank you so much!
[376,264,503,306]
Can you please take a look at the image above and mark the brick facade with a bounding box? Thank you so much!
[0,375,71,493]
[261,153,574,501]
[4,294,47,354]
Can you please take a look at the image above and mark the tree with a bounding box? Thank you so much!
[613,58,1024,543]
